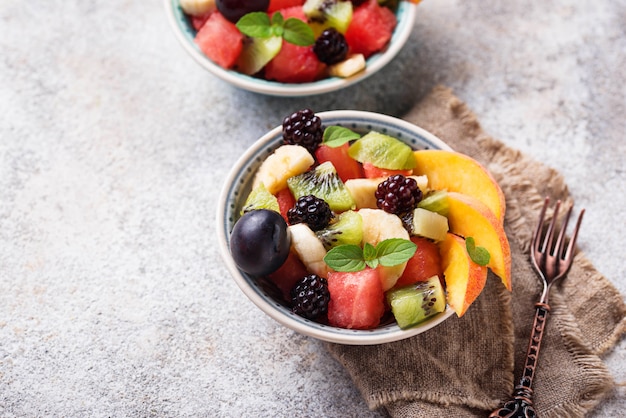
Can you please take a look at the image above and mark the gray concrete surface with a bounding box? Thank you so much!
[1,0,624,416]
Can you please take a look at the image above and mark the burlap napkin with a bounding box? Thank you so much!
[326,85,626,417]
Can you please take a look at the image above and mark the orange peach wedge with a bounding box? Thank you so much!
[446,192,512,290]
[439,233,488,317]
[413,150,506,222]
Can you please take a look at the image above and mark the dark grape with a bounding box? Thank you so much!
[216,0,270,23]
[229,209,291,276]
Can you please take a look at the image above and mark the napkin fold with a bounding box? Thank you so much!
[326,86,626,417]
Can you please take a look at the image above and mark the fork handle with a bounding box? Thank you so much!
[489,302,550,417]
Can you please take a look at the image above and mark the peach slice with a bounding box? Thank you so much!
[413,150,506,222]
[439,233,488,317]
[446,192,512,290]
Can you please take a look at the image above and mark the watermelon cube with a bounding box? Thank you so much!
[194,12,244,69]
[394,236,444,288]
[344,0,396,58]
[267,251,309,301]
[327,268,386,329]
[268,0,306,13]
[275,187,296,224]
[315,143,364,182]
[264,41,324,83]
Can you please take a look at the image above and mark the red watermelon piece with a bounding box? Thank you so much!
[362,162,413,178]
[327,268,386,329]
[271,6,306,22]
[394,236,444,288]
[315,143,364,182]
[194,12,244,69]
[275,187,296,224]
[345,0,397,58]
[268,0,305,13]
[190,13,212,31]
[266,251,309,301]
[264,41,324,83]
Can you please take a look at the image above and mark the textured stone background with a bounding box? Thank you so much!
[1,0,624,416]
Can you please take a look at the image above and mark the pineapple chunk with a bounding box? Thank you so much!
[328,54,366,78]
[411,208,449,242]
[344,178,379,209]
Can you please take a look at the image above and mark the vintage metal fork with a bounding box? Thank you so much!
[490,197,585,418]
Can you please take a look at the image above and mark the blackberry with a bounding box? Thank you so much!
[282,109,323,154]
[313,28,349,65]
[291,274,330,320]
[287,195,334,231]
[375,174,423,214]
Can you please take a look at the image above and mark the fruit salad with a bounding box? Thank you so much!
[179,0,406,83]
[229,109,512,330]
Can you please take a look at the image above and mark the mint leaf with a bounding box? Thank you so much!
[465,237,490,266]
[322,126,361,148]
[362,242,377,260]
[323,238,417,272]
[282,18,314,46]
[236,12,272,38]
[324,245,366,272]
[376,238,417,267]
[363,243,378,269]
[271,11,284,26]
[237,12,314,46]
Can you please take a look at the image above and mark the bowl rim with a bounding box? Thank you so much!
[164,0,418,97]
[216,110,455,345]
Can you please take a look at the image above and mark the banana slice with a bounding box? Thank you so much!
[180,0,216,16]
[253,145,315,195]
[289,223,330,278]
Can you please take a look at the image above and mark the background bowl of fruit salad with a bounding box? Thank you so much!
[165,0,418,96]
[217,109,487,345]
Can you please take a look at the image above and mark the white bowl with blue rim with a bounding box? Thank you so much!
[164,0,418,96]
[216,110,455,345]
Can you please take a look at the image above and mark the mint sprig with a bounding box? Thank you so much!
[465,237,490,266]
[324,238,417,272]
[322,126,362,148]
[236,12,315,46]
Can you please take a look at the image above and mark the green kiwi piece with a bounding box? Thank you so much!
[303,0,353,34]
[316,210,363,250]
[236,35,282,76]
[348,131,416,170]
[241,183,280,215]
[287,161,356,212]
[386,276,446,329]
[417,190,450,216]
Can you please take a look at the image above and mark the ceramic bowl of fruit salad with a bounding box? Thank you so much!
[217,109,512,345]
[165,0,419,96]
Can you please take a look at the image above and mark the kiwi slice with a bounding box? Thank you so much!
[348,131,416,170]
[303,0,353,34]
[241,183,280,215]
[417,190,450,216]
[236,35,283,76]
[316,210,363,250]
[287,161,356,212]
[386,276,446,329]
